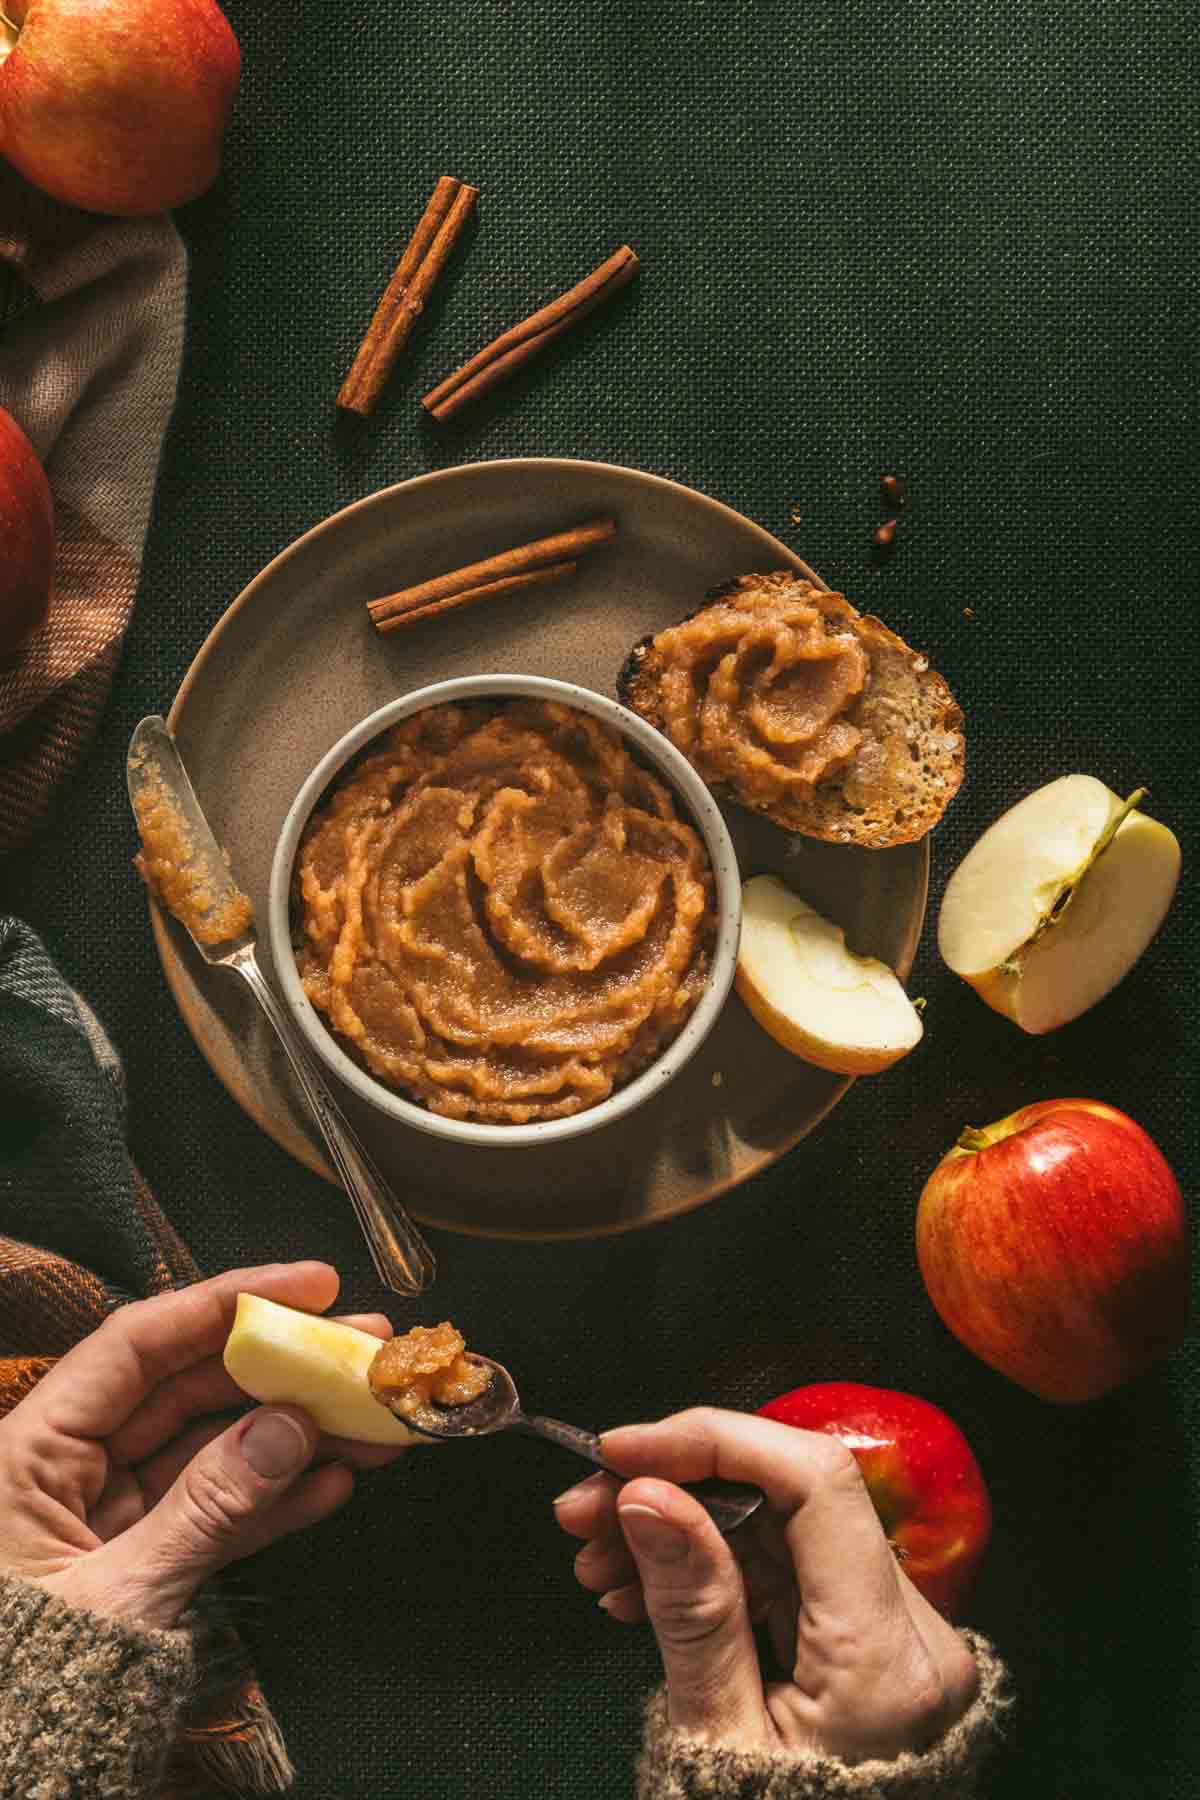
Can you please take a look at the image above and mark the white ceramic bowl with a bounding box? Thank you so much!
[268,674,742,1149]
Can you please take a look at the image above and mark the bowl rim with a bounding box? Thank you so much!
[267,672,742,1149]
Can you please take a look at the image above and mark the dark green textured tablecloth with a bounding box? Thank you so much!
[3,2,1197,1794]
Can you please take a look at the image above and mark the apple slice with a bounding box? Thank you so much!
[735,874,923,1074]
[939,776,1180,1034]
[223,1293,418,1447]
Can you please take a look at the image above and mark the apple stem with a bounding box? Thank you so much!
[956,1126,992,1153]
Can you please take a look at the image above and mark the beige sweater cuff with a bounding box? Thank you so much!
[0,1572,198,1800]
[637,1631,1010,1800]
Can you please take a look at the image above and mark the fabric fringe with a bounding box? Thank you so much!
[170,1680,296,1796]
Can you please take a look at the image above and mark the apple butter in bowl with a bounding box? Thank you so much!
[293,698,715,1126]
[268,674,742,1149]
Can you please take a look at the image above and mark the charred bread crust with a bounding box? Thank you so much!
[616,578,749,722]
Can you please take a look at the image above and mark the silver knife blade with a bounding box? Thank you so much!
[126,714,255,955]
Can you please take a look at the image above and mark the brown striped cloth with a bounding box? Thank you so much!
[0,915,295,1796]
[0,164,185,856]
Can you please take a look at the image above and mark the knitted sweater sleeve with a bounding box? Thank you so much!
[637,1631,1009,1800]
[0,1574,197,1800]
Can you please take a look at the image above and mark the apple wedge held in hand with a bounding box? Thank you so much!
[224,1294,418,1447]
[939,775,1180,1033]
[736,875,922,1074]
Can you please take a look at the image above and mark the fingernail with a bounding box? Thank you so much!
[619,1503,688,1563]
[599,1422,651,1450]
[241,1411,309,1479]
[553,1472,608,1508]
[597,1594,619,1616]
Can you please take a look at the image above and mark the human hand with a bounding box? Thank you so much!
[0,1261,402,1633]
[555,1408,980,1764]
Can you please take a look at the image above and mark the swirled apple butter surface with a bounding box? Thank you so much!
[293,699,716,1124]
[618,574,965,848]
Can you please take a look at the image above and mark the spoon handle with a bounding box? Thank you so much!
[515,1412,762,1535]
[232,945,437,1296]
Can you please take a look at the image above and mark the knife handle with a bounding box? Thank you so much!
[233,945,436,1296]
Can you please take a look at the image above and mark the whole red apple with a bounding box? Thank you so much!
[0,0,240,217]
[917,1099,1189,1404]
[0,404,54,663]
[758,1382,990,1618]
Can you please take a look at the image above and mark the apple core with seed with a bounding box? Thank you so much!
[938,774,1180,1034]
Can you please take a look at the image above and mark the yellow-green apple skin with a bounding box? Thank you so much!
[916,1100,1189,1403]
[939,775,1180,1034]
[736,874,922,1074]
[0,0,240,216]
[223,1293,418,1447]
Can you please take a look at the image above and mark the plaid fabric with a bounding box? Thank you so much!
[0,166,185,856]
[0,915,292,1796]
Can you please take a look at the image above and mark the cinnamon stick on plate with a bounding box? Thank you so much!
[338,175,479,417]
[422,246,640,422]
[368,517,617,635]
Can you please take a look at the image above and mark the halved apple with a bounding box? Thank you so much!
[938,775,1180,1034]
[223,1293,418,1447]
[735,875,923,1074]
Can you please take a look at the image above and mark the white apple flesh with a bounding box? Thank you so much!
[736,874,922,1074]
[939,775,1180,1034]
[223,1293,418,1448]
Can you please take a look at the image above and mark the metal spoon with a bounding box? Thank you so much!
[126,715,436,1297]
[396,1355,764,1535]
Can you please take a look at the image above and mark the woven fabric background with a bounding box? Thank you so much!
[2,1,1196,1795]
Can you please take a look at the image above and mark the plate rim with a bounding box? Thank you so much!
[152,455,929,1239]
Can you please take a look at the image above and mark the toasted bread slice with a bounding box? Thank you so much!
[618,573,964,847]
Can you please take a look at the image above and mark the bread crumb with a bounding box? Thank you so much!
[711,1070,724,1088]
[963,606,975,619]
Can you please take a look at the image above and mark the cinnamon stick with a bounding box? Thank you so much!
[373,563,578,635]
[421,246,639,422]
[367,517,616,632]
[338,175,478,417]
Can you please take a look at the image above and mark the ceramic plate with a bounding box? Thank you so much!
[155,458,928,1239]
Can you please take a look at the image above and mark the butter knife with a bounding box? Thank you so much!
[127,715,436,1297]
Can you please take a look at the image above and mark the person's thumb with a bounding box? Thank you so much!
[617,1478,767,1746]
[70,1406,322,1630]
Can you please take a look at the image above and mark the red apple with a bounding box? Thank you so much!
[917,1099,1189,1404]
[0,0,240,217]
[758,1382,990,1618]
[0,403,54,663]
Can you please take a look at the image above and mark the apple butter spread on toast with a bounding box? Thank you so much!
[618,574,964,847]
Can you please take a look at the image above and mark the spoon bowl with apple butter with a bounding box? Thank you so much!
[369,1325,762,1535]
